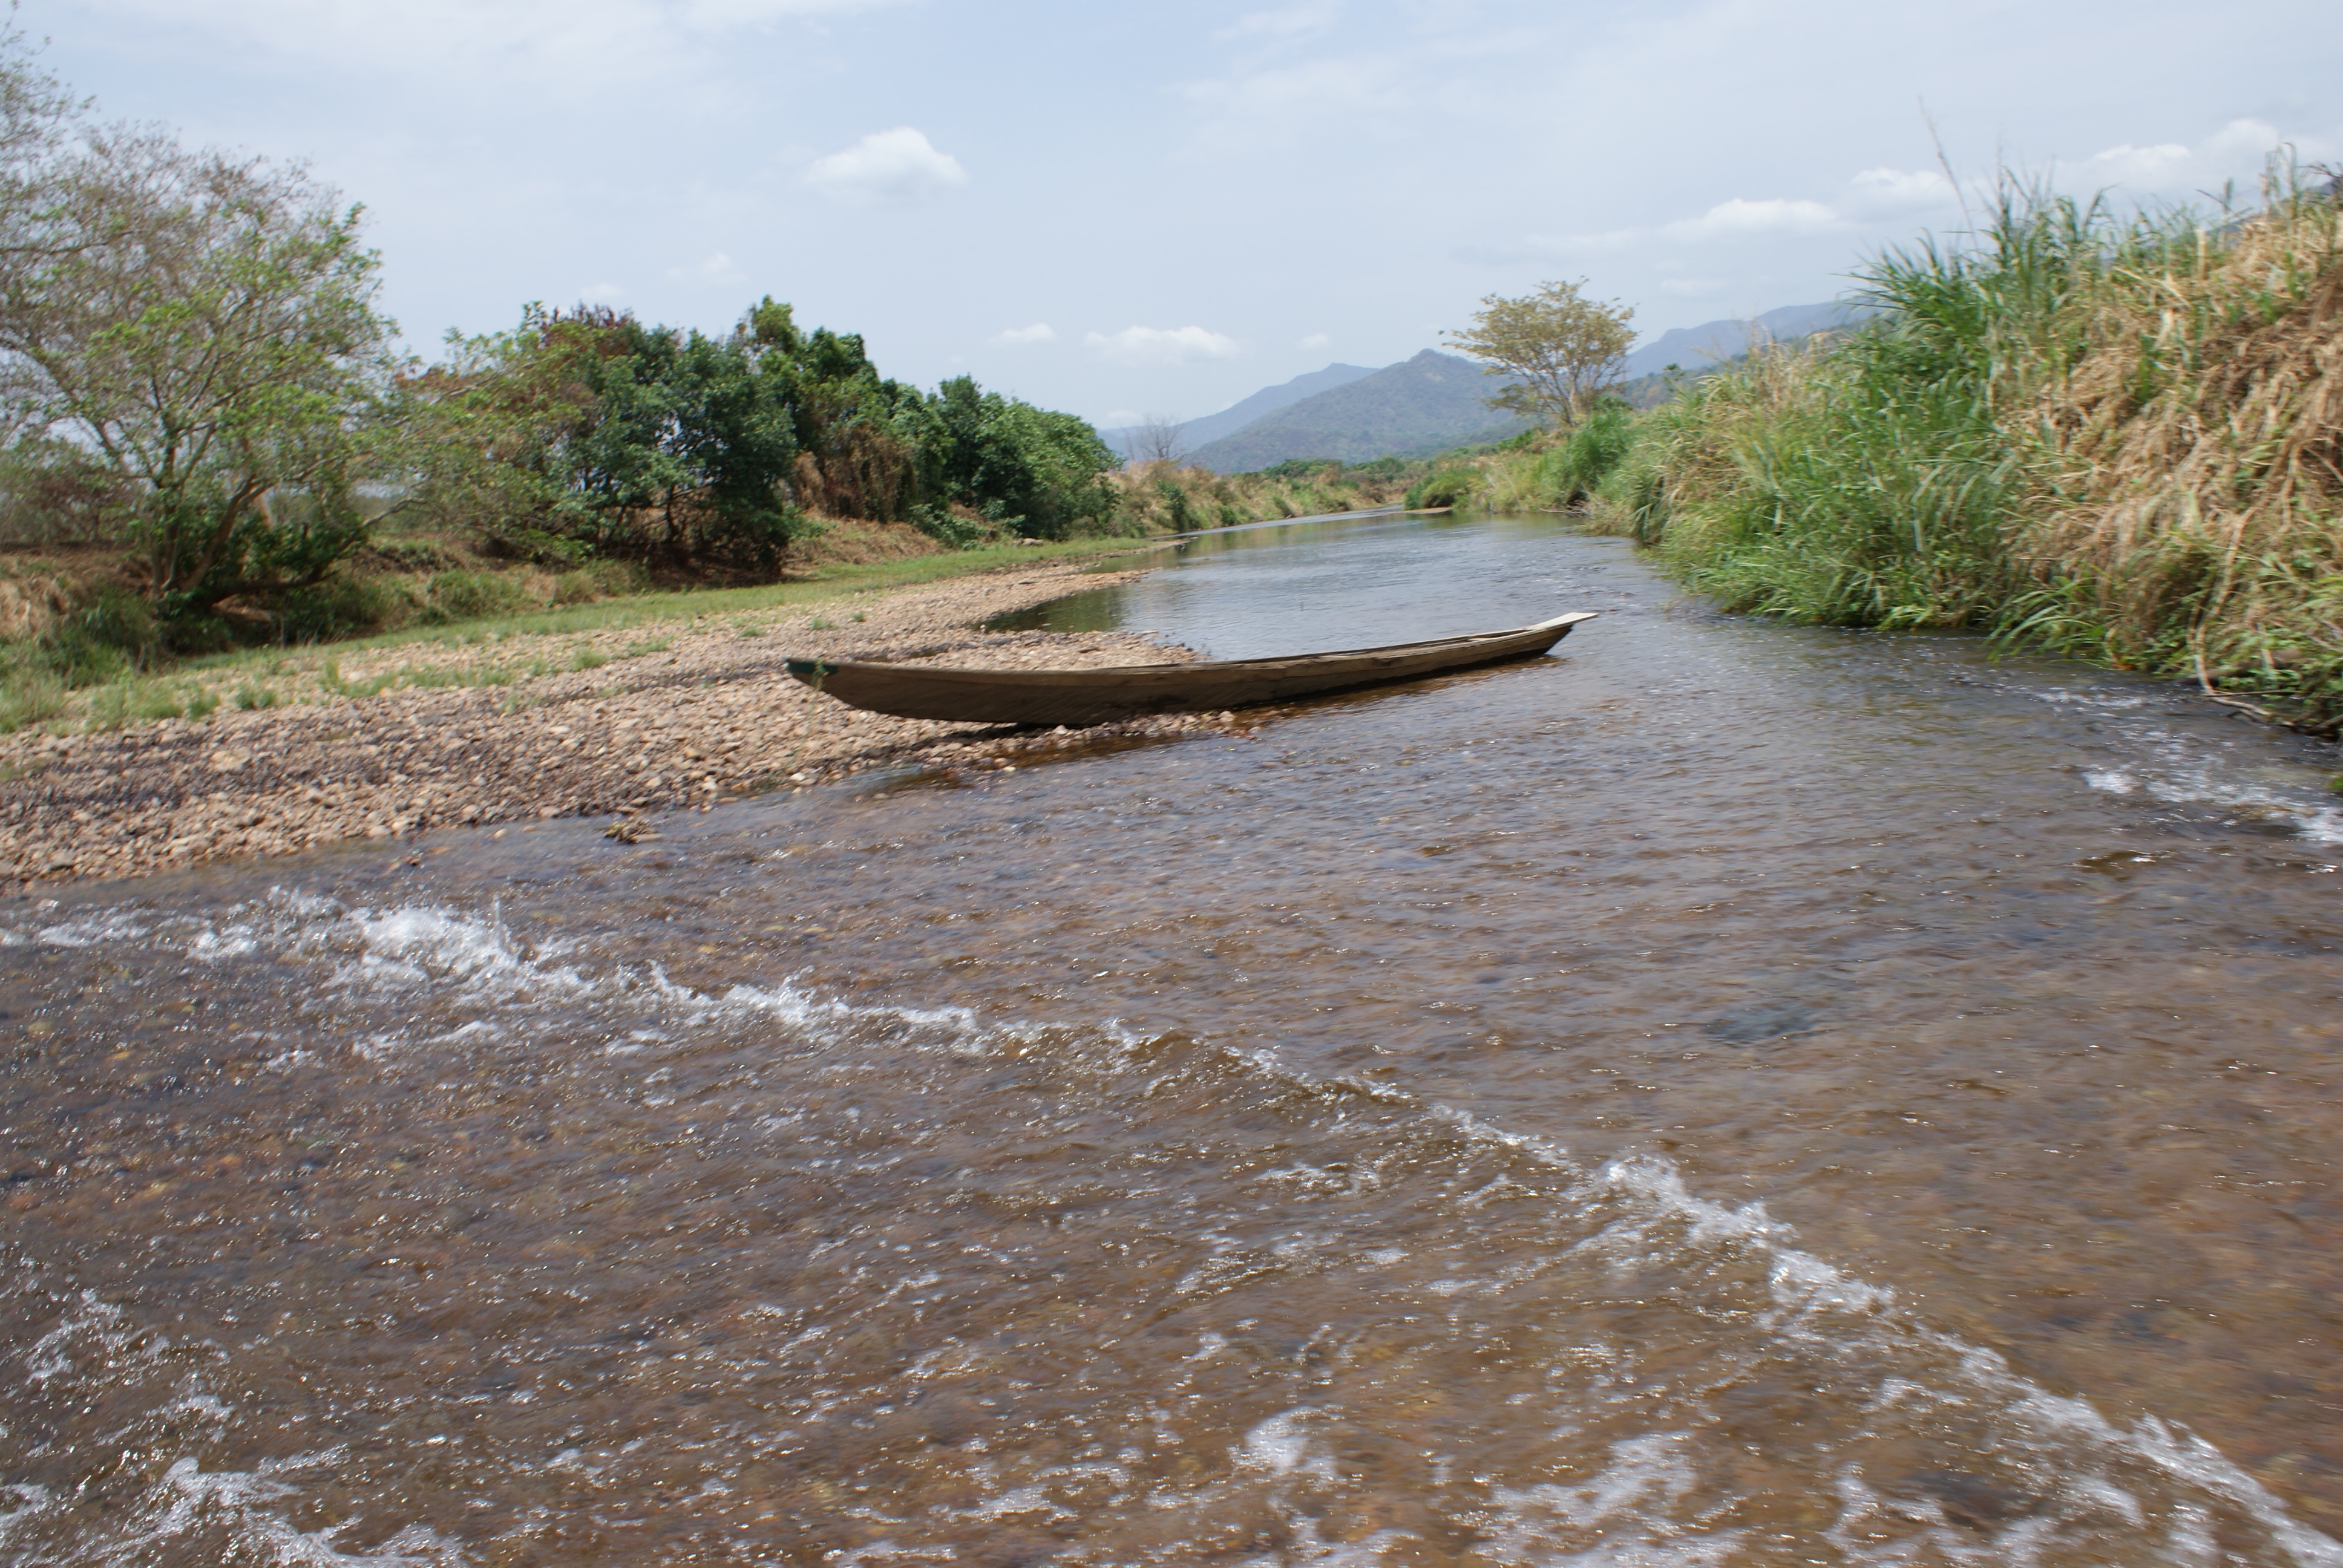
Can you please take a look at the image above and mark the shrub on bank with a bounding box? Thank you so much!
[1111,457,1429,533]
[1594,169,2343,732]
[1405,469,1480,509]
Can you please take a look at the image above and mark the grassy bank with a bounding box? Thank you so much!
[3,452,1464,736]
[1463,172,2343,734]
[1109,455,1441,530]
[1,532,1160,736]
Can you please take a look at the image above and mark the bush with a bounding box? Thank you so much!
[1537,397,1636,506]
[421,569,537,624]
[0,665,65,732]
[909,502,994,550]
[277,574,415,642]
[1406,469,1480,509]
[39,588,159,687]
[552,560,649,604]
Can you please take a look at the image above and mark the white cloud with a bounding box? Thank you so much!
[1297,332,1331,349]
[1844,166,1964,218]
[2084,141,2194,183]
[804,127,969,206]
[577,281,626,302]
[1514,197,1835,257]
[2074,119,2339,195]
[666,250,742,282]
[1666,197,1840,240]
[1214,2,1340,43]
[989,322,1057,347]
[1084,325,1241,365]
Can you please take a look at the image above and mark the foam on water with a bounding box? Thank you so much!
[5,1289,463,1568]
[2042,692,2343,845]
[11,889,2343,1564]
[2079,752,2343,843]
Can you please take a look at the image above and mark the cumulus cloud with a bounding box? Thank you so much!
[804,128,969,206]
[989,322,1057,347]
[1514,195,1841,257]
[1666,197,1840,240]
[1844,166,1964,218]
[2074,119,2339,193]
[1084,325,1241,364]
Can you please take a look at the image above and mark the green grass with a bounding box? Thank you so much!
[1,534,1158,735]
[1578,166,2343,731]
[232,535,1145,659]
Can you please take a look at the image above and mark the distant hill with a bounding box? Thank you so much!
[1187,350,1530,473]
[1622,301,1869,380]
[1101,362,1375,457]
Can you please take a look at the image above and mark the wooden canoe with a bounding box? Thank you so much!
[783,610,1597,727]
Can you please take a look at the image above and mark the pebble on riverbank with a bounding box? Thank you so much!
[0,561,1248,891]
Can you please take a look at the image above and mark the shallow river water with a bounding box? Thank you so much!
[6,512,2343,1566]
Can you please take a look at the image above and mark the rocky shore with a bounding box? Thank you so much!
[0,560,1228,890]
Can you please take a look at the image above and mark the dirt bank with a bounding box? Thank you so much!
[0,560,1229,890]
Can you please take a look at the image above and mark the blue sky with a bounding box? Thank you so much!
[31,0,2343,427]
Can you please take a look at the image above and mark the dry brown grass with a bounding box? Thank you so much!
[1604,173,2343,730]
[2028,194,2343,720]
[794,517,955,567]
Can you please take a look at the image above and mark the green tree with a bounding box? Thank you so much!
[408,302,807,573]
[573,313,803,570]
[1444,278,1636,428]
[929,375,1119,540]
[0,69,399,624]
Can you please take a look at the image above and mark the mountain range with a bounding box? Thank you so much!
[1620,301,1866,381]
[1184,350,1531,472]
[1098,363,1374,456]
[1131,301,1865,475]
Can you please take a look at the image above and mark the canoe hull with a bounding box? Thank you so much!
[784,612,1597,727]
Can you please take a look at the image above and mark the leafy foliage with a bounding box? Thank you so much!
[926,376,1121,541]
[1533,397,1637,506]
[1404,469,1479,509]
[408,298,1124,566]
[1444,279,1635,428]
[0,108,399,629]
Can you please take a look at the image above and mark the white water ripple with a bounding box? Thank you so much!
[11,890,2343,1564]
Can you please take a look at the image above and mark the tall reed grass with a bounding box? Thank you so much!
[1602,167,2343,731]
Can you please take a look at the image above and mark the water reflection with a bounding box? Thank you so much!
[986,510,1579,658]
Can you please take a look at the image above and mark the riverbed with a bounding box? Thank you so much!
[5,511,2342,1566]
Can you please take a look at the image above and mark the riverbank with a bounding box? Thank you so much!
[1441,178,2343,736]
[0,558,1243,890]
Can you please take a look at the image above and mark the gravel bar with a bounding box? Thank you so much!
[0,560,1244,890]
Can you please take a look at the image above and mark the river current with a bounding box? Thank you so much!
[5,512,2341,1566]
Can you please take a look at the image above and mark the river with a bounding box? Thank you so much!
[5,511,2341,1566]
